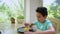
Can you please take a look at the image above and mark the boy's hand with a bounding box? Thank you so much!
[24,22,33,26]
[24,23,29,26]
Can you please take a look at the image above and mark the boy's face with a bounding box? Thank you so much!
[36,12,47,23]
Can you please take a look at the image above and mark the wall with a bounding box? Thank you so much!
[24,0,43,23]
[30,0,43,22]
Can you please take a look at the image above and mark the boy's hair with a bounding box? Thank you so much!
[36,7,48,17]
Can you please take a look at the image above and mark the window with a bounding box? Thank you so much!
[0,0,24,24]
[43,0,60,19]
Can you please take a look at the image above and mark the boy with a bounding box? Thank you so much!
[24,7,56,34]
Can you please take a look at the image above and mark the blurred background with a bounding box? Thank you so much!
[0,0,60,34]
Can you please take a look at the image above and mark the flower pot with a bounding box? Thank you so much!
[10,17,15,24]
[17,19,24,24]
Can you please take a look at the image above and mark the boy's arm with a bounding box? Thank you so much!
[34,25,56,34]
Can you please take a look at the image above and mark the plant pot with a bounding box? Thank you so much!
[10,17,15,24]
[17,19,24,24]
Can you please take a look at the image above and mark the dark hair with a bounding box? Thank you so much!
[36,7,48,17]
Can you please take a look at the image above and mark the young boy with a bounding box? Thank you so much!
[24,7,56,34]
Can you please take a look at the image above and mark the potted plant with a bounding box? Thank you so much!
[17,15,24,24]
[10,17,15,24]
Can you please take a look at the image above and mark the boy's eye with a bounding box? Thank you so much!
[37,16,41,18]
